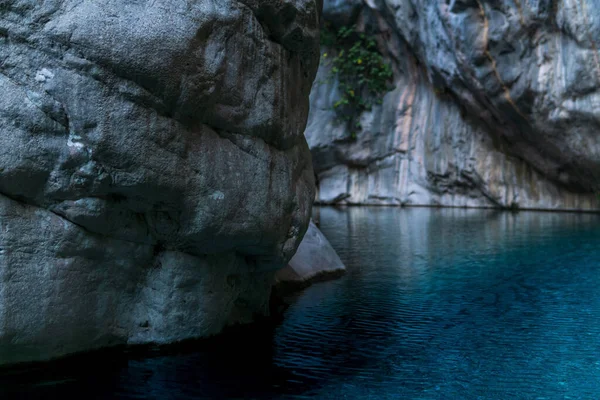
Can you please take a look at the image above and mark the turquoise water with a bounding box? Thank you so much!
[3,207,600,399]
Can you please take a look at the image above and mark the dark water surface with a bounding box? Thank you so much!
[3,207,600,399]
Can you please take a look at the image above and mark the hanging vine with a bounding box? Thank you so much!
[320,23,394,139]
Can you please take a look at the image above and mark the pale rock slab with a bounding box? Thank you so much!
[275,220,346,292]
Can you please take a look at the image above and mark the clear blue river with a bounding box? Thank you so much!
[2,207,600,399]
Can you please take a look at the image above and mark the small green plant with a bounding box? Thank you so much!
[320,23,394,139]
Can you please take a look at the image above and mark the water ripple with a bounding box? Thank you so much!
[2,208,600,399]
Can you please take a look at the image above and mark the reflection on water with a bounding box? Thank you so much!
[2,207,600,399]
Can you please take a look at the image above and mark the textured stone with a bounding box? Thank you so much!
[274,220,346,292]
[308,0,600,210]
[0,0,320,365]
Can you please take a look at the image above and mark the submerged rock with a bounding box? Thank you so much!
[308,0,600,211]
[274,220,346,294]
[0,0,321,365]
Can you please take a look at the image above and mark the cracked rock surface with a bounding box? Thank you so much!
[0,0,320,365]
[308,0,600,210]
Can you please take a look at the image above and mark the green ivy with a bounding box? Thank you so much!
[320,24,394,139]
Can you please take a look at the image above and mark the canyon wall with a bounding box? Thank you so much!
[308,0,600,210]
[0,0,320,365]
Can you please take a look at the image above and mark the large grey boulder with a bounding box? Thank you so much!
[307,0,600,210]
[0,0,320,365]
[274,220,346,292]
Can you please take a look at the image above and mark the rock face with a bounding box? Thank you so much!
[274,220,346,292]
[0,0,320,365]
[308,0,600,210]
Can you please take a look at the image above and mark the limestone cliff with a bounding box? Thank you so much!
[0,0,320,365]
[308,0,600,210]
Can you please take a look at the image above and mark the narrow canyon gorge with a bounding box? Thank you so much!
[1,0,599,370]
